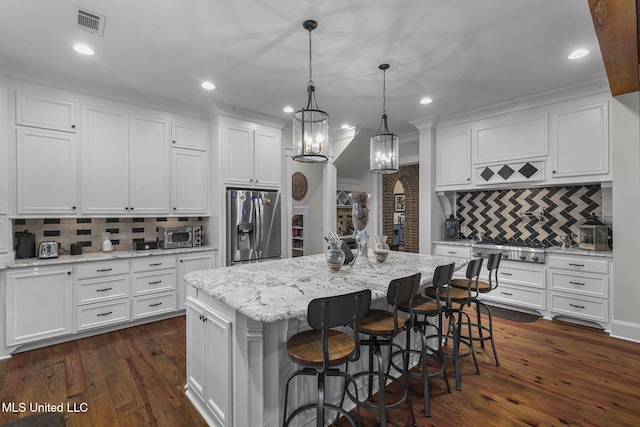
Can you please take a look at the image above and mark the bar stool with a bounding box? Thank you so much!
[425,258,483,390]
[348,273,420,426]
[282,289,372,427]
[393,262,454,417]
[450,252,502,366]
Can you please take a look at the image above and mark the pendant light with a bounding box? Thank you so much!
[370,64,399,174]
[292,20,329,163]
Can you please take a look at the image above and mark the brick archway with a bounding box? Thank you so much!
[383,165,419,253]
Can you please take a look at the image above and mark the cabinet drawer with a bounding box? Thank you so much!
[481,264,545,289]
[131,256,176,273]
[77,299,131,331]
[548,271,607,298]
[481,284,545,310]
[433,245,471,258]
[547,256,609,275]
[77,276,130,305]
[550,293,607,323]
[133,270,176,295]
[75,261,129,279]
[133,291,177,319]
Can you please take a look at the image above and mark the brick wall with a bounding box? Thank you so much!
[383,165,419,253]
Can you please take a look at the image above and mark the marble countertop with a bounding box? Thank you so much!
[5,246,218,269]
[433,240,612,258]
[184,252,467,323]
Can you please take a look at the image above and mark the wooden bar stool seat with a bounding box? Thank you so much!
[287,330,356,367]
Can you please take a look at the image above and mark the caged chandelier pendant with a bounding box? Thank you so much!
[370,63,399,173]
[292,20,329,163]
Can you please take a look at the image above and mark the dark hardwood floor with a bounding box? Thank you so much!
[0,316,207,427]
[1,310,639,426]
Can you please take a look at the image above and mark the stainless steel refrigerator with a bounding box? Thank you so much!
[226,189,281,266]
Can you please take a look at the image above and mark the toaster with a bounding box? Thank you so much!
[38,241,59,259]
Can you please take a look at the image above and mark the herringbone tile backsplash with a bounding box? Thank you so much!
[456,185,602,245]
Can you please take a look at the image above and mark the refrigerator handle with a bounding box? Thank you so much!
[254,195,262,257]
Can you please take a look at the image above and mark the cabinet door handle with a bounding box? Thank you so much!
[96,287,112,292]
[149,263,162,266]
[149,302,162,307]
[149,280,162,285]
[569,281,585,286]
[500,272,513,276]
[97,311,113,317]
[569,304,585,309]
[97,268,112,272]
[569,263,585,267]
[447,251,458,254]
[500,292,513,296]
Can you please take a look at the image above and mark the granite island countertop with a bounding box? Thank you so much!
[184,252,467,323]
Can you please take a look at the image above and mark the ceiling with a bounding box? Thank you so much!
[0,0,610,138]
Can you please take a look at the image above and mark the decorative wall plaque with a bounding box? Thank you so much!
[292,172,308,201]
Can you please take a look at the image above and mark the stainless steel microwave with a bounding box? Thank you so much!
[159,226,202,249]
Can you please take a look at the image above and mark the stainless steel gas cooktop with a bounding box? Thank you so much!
[471,241,546,264]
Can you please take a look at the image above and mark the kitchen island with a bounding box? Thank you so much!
[183,252,466,427]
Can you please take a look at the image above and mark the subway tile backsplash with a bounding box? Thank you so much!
[12,217,207,254]
[456,185,602,245]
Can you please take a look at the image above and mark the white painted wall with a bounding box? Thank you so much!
[610,91,640,342]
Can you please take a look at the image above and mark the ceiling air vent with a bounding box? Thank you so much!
[74,6,106,36]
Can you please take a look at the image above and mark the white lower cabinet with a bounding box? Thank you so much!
[546,253,610,329]
[74,260,131,331]
[177,253,215,309]
[6,266,73,345]
[131,256,177,318]
[77,299,131,331]
[186,296,233,427]
[133,291,176,319]
[480,260,546,312]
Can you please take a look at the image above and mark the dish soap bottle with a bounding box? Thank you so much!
[102,232,113,252]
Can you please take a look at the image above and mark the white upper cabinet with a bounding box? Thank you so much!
[473,114,548,165]
[0,217,10,254]
[172,121,208,151]
[129,115,171,214]
[81,105,130,215]
[435,129,471,188]
[221,118,281,188]
[16,91,77,133]
[0,86,7,214]
[253,129,281,187]
[171,148,209,215]
[550,102,609,179]
[82,106,171,215]
[16,128,78,214]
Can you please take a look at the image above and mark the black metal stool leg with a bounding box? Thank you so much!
[317,371,325,427]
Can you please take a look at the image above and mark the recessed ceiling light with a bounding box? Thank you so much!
[201,81,215,90]
[341,124,351,129]
[73,44,94,55]
[283,106,294,113]
[420,97,433,105]
[568,49,589,60]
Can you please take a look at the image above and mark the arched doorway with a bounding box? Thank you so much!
[383,165,419,253]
